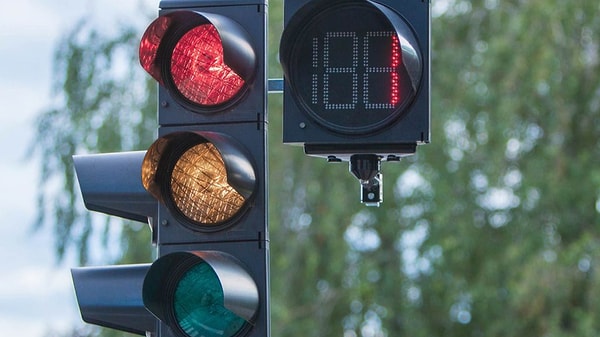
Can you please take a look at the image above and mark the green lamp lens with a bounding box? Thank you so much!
[174,262,246,337]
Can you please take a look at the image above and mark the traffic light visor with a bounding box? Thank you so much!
[140,11,256,112]
[142,132,256,231]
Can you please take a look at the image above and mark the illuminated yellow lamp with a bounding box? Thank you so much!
[142,131,256,230]
[170,142,246,225]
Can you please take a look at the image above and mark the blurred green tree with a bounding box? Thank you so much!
[33,0,600,337]
[31,19,157,267]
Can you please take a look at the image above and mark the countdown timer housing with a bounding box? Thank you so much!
[280,0,430,161]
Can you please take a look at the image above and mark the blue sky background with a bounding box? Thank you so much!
[0,1,154,335]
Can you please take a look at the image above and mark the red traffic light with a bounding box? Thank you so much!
[169,24,245,106]
[140,11,257,112]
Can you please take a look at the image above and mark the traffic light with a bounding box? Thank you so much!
[139,1,269,337]
[280,0,430,205]
[71,0,268,336]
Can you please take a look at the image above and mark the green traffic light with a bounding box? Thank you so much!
[143,251,260,337]
[174,261,247,337]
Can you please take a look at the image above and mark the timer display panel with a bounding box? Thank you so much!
[285,2,422,134]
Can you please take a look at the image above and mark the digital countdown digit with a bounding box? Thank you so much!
[282,1,423,134]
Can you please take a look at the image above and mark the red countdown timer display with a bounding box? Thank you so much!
[280,0,423,135]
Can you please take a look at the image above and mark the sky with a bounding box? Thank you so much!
[0,0,154,335]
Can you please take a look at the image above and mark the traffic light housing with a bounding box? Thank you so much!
[71,1,269,337]
[280,0,430,205]
[280,0,430,159]
[139,1,269,337]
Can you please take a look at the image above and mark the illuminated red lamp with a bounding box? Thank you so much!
[139,11,256,112]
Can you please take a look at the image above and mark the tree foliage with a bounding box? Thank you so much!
[34,0,600,336]
[32,19,156,265]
